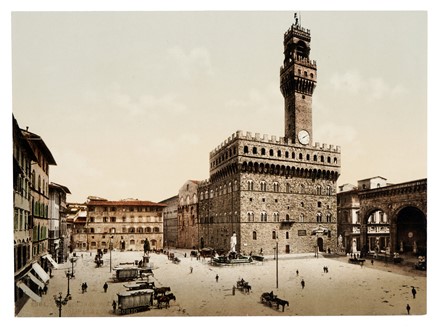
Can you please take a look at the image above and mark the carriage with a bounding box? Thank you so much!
[113,267,140,282]
[236,279,251,293]
[116,289,153,314]
[261,291,289,312]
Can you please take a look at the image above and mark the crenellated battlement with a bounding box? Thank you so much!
[210,130,341,157]
[284,24,311,42]
[281,53,317,73]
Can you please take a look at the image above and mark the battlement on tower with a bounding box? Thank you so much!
[210,130,340,157]
[284,24,311,42]
[281,53,317,73]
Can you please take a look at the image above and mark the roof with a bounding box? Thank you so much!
[49,182,71,194]
[21,129,57,165]
[87,200,167,207]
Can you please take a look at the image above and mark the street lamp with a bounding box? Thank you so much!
[69,257,76,278]
[109,236,114,273]
[276,234,279,289]
[65,269,73,298]
[53,292,69,317]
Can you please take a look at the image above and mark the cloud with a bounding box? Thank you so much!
[225,82,281,115]
[329,70,405,101]
[106,85,187,118]
[167,46,214,80]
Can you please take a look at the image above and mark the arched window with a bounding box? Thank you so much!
[261,148,266,155]
[269,149,274,156]
[260,181,267,191]
[313,155,317,161]
[292,152,295,159]
[261,212,267,222]
[299,153,303,160]
[273,212,279,221]
[244,146,249,153]
[299,213,304,222]
[285,151,289,158]
[252,231,257,240]
[316,212,322,222]
[273,182,280,192]
[153,227,160,233]
[137,227,143,233]
[252,147,257,155]
[317,185,322,195]
[286,232,289,239]
[272,231,277,239]
[247,180,254,190]
[326,214,332,222]
[286,183,291,193]
[277,150,282,157]
[327,186,331,195]
[306,154,310,161]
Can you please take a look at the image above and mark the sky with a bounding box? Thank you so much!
[8,10,428,203]
[2,2,433,205]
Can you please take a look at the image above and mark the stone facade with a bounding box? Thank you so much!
[177,180,200,249]
[196,19,341,255]
[84,197,166,252]
[337,178,427,256]
[160,195,178,249]
[48,183,70,263]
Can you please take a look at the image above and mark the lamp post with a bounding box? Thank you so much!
[69,257,76,278]
[65,269,73,298]
[53,292,69,317]
[276,234,279,289]
[109,236,114,273]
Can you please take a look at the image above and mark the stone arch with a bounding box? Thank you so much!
[394,206,426,256]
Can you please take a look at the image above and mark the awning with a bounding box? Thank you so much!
[27,272,45,289]
[43,254,59,269]
[32,263,49,283]
[16,281,41,303]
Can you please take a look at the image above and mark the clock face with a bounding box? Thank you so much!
[298,130,310,145]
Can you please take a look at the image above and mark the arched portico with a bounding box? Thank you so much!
[395,206,426,256]
[358,179,427,257]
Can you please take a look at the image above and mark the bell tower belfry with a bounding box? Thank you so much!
[280,13,317,145]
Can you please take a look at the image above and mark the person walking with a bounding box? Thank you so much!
[411,286,417,299]
[190,266,193,274]
[215,274,219,282]
[112,300,117,313]
[296,270,299,276]
[81,283,85,294]
[84,282,88,292]
[301,279,305,289]
[103,282,108,293]
[406,304,411,315]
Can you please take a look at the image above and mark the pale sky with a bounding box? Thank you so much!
[8,10,428,203]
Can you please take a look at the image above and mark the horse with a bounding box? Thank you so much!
[154,287,171,299]
[261,291,276,305]
[243,283,252,294]
[157,293,176,309]
[275,297,289,312]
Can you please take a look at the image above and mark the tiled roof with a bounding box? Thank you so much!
[87,200,167,207]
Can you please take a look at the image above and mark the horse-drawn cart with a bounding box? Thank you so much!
[236,279,251,293]
[116,289,153,315]
[261,291,289,312]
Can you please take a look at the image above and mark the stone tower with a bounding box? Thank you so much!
[196,14,341,255]
[280,14,317,145]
